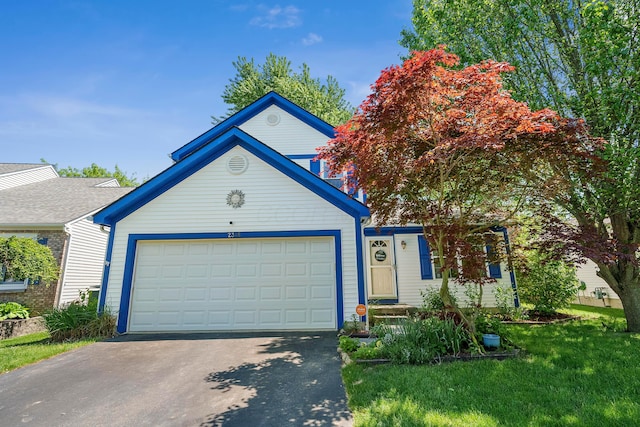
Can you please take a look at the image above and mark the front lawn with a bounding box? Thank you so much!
[342,305,640,426]
[0,332,96,374]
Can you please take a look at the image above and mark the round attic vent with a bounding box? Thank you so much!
[266,113,281,126]
[227,154,248,174]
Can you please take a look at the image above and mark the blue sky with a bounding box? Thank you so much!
[1,1,413,180]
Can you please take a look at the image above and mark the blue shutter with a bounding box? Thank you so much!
[310,159,321,176]
[486,244,502,278]
[418,236,433,280]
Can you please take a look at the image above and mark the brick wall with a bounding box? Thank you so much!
[0,230,68,314]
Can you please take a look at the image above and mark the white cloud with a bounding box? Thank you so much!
[302,33,322,46]
[250,5,301,29]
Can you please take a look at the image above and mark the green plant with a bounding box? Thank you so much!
[44,292,115,341]
[0,237,59,284]
[352,344,383,360]
[340,314,363,336]
[372,317,471,364]
[420,288,457,313]
[517,254,579,314]
[0,302,30,320]
[339,335,361,353]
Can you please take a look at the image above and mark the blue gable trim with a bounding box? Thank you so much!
[171,92,335,162]
[365,226,424,236]
[116,230,345,333]
[93,127,369,225]
[287,154,317,159]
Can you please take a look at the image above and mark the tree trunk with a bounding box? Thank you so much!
[618,286,640,333]
[597,262,640,332]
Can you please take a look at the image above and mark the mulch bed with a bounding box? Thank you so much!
[502,311,579,325]
[338,347,522,366]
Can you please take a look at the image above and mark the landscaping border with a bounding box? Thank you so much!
[0,317,46,340]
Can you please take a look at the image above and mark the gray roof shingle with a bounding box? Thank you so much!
[0,177,133,226]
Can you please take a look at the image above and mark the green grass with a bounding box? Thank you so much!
[342,305,640,426]
[0,332,97,374]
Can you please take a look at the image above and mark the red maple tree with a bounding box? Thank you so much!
[318,48,602,334]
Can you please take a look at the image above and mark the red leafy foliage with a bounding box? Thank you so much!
[318,48,604,285]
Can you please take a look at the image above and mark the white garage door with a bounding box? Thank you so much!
[128,237,337,332]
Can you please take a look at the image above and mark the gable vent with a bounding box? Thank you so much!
[266,113,281,126]
[227,154,249,175]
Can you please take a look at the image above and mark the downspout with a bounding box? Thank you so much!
[53,225,72,307]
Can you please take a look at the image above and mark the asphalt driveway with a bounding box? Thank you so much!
[0,332,352,426]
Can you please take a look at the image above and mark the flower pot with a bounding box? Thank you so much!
[483,333,501,349]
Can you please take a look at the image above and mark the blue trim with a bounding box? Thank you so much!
[98,224,116,313]
[364,226,424,236]
[93,127,369,226]
[115,230,344,333]
[417,235,434,280]
[310,159,321,176]
[171,92,335,162]
[355,219,366,307]
[498,227,520,308]
[287,154,317,160]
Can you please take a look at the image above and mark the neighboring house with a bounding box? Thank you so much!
[93,92,517,334]
[574,261,622,309]
[0,163,132,313]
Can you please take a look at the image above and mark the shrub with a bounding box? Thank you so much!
[44,293,115,341]
[517,254,578,314]
[339,335,360,353]
[352,344,383,360]
[0,237,58,284]
[372,317,471,364]
[0,302,30,320]
[420,288,457,313]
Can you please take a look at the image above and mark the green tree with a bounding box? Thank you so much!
[43,160,138,187]
[219,53,354,126]
[401,0,640,331]
[0,237,59,284]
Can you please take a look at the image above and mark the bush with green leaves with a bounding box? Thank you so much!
[0,237,58,283]
[339,335,361,353]
[44,293,115,341]
[372,317,470,364]
[517,253,579,314]
[0,302,29,320]
[420,288,457,313]
[352,343,383,360]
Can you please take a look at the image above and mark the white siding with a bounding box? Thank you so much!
[104,146,360,328]
[575,260,620,301]
[0,165,58,190]
[58,218,109,305]
[95,179,120,188]
[390,234,515,308]
[239,105,331,158]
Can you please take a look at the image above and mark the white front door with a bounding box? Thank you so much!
[367,238,397,299]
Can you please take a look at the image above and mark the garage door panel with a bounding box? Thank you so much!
[260,286,282,300]
[235,287,257,300]
[236,264,258,277]
[129,237,336,332]
[210,287,232,301]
